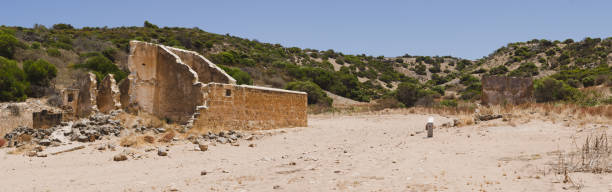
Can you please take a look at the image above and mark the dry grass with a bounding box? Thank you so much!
[314,101,612,129]
[6,144,35,155]
[554,132,611,175]
[158,132,176,143]
[119,134,159,148]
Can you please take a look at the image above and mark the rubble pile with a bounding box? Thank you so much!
[199,130,252,144]
[3,111,124,147]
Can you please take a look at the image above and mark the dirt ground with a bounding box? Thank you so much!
[1,113,611,192]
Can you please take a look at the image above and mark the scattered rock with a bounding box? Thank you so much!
[0,138,5,147]
[26,150,38,157]
[77,135,89,142]
[38,139,51,146]
[198,144,208,152]
[157,147,169,156]
[248,143,256,147]
[113,154,128,161]
[273,185,281,190]
[216,137,228,144]
[97,145,107,151]
[200,170,207,176]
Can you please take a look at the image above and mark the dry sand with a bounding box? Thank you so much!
[1,113,611,191]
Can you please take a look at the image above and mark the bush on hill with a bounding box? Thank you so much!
[285,81,332,106]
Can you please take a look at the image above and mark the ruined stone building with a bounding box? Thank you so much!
[481,76,534,105]
[61,41,307,130]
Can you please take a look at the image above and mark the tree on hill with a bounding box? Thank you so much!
[0,30,21,59]
[0,56,28,101]
[23,59,57,87]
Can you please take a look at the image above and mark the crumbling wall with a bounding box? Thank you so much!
[97,74,121,113]
[127,41,204,123]
[118,78,130,111]
[33,110,62,129]
[76,73,98,117]
[193,83,308,130]
[481,76,534,105]
[60,88,79,117]
[165,46,236,84]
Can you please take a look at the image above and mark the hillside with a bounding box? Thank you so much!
[0,22,611,107]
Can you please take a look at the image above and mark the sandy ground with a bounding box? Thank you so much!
[1,113,611,192]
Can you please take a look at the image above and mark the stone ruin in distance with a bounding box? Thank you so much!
[59,40,307,131]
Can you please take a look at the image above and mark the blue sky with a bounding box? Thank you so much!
[2,0,611,59]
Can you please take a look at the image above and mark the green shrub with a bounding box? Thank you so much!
[102,48,117,62]
[459,74,481,100]
[30,42,40,49]
[534,77,579,102]
[0,30,20,59]
[428,63,441,73]
[414,63,426,75]
[73,55,127,82]
[396,82,437,107]
[439,99,458,107]
[219,65,252,85]
[52,23,74,30]
[335,58,345,65]
[581,75,595,87]
[46,48,61,57]
[396,82,420,107]
[285,81,332,106]
[431,85,445,95]
[23,59,57,86]
[508,62,539,77]
[456,60,472,70]
[488,65,508,75]
[471,68,487,74]
[0,56,28,101]
[144,21,159,29]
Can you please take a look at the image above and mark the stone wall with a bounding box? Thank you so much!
[165,46,236,84]
[96,74,121,113]
[76,73,98,117]
[126,40,307,130]
[481,76,534,105]
[33,110,63,129]
[127,41,206,123]
[193,83,308,131]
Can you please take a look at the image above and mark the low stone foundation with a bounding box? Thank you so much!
[33,110,62,129]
